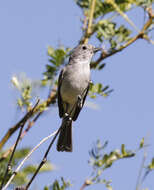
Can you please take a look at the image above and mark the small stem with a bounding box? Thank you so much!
[80,180,92,190]
[135,138,148,190]
[80,182,87,190]
[0,126,24,190]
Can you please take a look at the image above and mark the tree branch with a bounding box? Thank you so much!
[80,0,96,44]
[91,8,154,68]
[0,100,40,190]
[0,112,42,162]
[80,180,92,190]
[2,130,58,190]
[0,86,57,150]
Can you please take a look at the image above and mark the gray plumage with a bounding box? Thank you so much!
[57,44,101,152]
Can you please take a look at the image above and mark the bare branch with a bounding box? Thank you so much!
[2,130,58,190]
[80,180,92,190]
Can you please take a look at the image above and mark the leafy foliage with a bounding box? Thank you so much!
[89,82,113,98]
[76,0,133,17]
[89,140,135,172]
[43,46,70,82]
[148,158,154,170]
[44,177,71,190]
[142,157,154,182]
[11,73,43,111]
[135,0,154,7]
[77,0,153,69]
[96,20,131,49]
[2,0,154,190]
[86,139,147,189]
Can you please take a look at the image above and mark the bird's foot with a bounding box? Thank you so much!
[77,95,82,108]
[64,113,72,122]
[64,113,69,117]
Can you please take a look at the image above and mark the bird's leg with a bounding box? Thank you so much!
[64,103,72,122]
[64,113,69,117]
[63,113,72,124]
[77,95,83,108]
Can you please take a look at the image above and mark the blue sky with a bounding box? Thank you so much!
[0,1,154,190]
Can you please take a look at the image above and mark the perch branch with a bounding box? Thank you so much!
[25,127,61,190]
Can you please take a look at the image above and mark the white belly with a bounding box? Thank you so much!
[60,62,90,105]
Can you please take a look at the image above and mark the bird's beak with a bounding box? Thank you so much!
[93,47,102,53]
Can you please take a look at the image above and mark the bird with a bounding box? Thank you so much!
[57,44,101,152]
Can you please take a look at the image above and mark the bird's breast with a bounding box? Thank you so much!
[60,63,90,104]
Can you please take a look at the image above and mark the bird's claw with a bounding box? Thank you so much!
[77,95,82,108]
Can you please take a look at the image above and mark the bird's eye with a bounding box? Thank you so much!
[82,46,87,50]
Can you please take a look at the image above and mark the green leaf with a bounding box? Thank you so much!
[96,20,116,41]
[43,47,68,80]
[51,178,71,190]
[121,144,127,156]
[148,158,154,170]
[89,83,113,98]
[139,137,144,148]
[135,0,154,7]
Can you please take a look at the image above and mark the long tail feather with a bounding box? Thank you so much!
[57,118,72,152]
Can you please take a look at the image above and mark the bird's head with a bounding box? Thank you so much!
[70,44,102,62]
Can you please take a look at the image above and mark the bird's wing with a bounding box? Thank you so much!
[58,69,64,118]
[72,82,90,121]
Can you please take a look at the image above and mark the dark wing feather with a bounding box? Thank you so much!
[72,82,90,121]
[58,69,64,118]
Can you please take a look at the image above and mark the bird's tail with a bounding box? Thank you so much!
[57,117,72,152]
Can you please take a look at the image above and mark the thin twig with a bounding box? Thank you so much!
[80,182,87,190]
[107,0,140,33]
[135,152,147,190]
[135,138,148,190]
[2,130,58,190]
[25,127,61,190]
[80,0,96,44]
[80,180,92,190]
[82,11,88,31]
[0,100,40,190]
[0,126,23,190]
